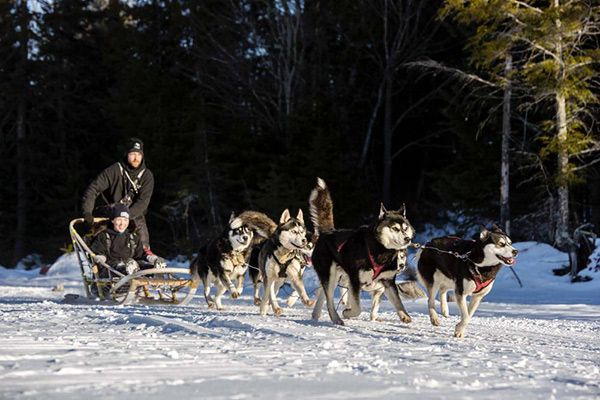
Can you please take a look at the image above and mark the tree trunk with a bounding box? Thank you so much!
[556,91,572,251]
[12,96,27,268]
[11,0,29,268]
[359,79,385,168]
[500,54,512,235]
[553,0,572,256]
[382,73,393,206]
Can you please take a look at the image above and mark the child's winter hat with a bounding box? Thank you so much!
[111,203,131,220]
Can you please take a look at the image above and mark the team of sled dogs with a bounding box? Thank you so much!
[190,178,519,338]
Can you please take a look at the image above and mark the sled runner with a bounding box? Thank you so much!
[69,218,198,305]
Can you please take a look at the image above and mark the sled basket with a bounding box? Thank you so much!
[69,218,199,305]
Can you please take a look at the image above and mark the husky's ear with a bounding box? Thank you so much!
[479,225,490,241]
[279,209,291,224]
[379,203,387,219]
[228,212,236,225]
[398,203,406,217]
[296,209,305,224]
[491,224,502,233]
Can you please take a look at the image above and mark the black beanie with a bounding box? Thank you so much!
[126,138,144,155]
[111,203,131,220]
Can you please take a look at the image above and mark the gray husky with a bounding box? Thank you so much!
[259,209,314,316]
[310,178,417,325]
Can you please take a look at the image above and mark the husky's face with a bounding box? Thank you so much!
[479,225,518,266]
[376,204,415,250]
[228,213,253,251]
[277,209,308,251]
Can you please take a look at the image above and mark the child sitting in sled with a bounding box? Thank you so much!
[89,203,166,276]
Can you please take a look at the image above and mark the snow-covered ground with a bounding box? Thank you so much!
[1,241,600,399]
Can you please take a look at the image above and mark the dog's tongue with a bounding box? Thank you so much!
[303,255,312,266]
[505,257,516,266]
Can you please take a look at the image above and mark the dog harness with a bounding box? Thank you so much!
[472,273,494,294]
[336,239,384,280]
[273,254,295,278]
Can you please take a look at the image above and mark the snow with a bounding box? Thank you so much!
[1,244,600,400]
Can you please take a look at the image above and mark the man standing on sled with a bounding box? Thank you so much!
[82,138,154,249]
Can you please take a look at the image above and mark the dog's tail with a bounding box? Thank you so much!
[309,178,335,235]
[237,211,277,246]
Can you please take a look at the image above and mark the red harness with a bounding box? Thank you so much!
[337,240,384,280]
[472,274,494,294]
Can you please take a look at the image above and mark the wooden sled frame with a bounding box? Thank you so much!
[69,218,198,305]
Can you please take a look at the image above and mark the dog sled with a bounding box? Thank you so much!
[69,218,199,305]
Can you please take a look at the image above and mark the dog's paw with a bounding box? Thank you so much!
[217,306,226,311]
[230,290,240,299]
[371,317,383,322]
[441,309,450,318]
[429,312,440,326]
[274,307,283,316]
[207,302,216,309]
[303,299,315,307]
[454,323,466,338]
[399,313,412,324]
[254,298,261,306]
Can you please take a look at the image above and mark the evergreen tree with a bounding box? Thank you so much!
[442,0,600,252]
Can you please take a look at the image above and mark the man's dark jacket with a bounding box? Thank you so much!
[82,159,154,219]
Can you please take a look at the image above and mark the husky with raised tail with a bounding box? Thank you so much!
[259,209,314,316]
[417,225,518,338]
[190,211,274,310]
[310,178,416,325]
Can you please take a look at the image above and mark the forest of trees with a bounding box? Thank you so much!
[1,0,599,272]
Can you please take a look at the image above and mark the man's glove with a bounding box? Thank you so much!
[154,257,167,269]
[147,254,167,269]
[125,260,140,275]
[83,212,94,225]
[94,254,107,265]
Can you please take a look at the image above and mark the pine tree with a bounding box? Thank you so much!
[442,1,600,253]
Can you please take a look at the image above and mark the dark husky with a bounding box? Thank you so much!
[417,225,518,338]
[190,211,274,310]
[259,209,314,316]
[310,178,416,325]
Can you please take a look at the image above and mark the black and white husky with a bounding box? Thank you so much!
[310,178,415,325]
[189,213,255,310]
[250,230,316,307]
[417,225,518,338]
[259,209,314,316]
